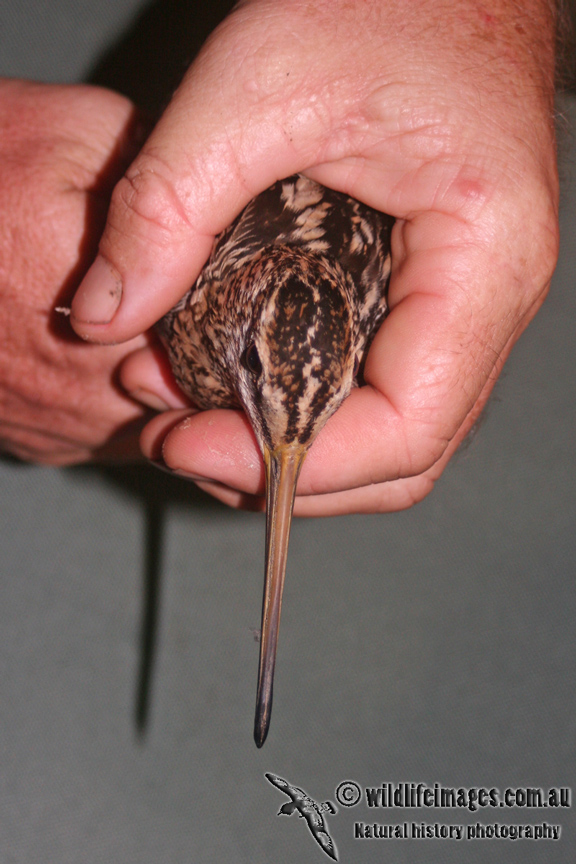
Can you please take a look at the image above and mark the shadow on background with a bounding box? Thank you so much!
[88,0,237,116]
[85,0,242,734]
[70,462,227,736]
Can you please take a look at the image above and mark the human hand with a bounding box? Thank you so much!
[0,79,155,464]
[70,0,559,513]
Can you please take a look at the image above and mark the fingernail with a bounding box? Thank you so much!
[149,458,175,475]
[72,256,122,325]
[128,387,172,412]
[173,469,213,482]
[149,459,211,483]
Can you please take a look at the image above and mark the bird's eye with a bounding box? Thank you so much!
[242,342,263,377]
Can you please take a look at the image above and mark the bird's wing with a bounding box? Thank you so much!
[206,181,296,282]
[265,773,306,802]
[206,175,336,282]
[301,809,338,861]
[314,829,338,861]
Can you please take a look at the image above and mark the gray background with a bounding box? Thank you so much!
[1,1,574,861]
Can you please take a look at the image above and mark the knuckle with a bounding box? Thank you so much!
[533,212,559,290]
[109,155,191,245]
[386,474,436,513]
[406,438,448,480]
[509,182,560,299]
[0,435,86,466]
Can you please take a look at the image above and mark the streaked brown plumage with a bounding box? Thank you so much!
[158,174,394,746]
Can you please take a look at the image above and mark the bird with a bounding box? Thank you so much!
[158,174,394,747]
[265,772,338,860]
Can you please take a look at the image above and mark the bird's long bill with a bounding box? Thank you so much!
[254,443,307,747]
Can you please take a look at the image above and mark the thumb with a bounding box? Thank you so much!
[70,100,258,342]
[70,5,345,343]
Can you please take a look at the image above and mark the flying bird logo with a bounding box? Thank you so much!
[265,772,338,860]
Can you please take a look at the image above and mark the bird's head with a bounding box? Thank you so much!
[225,244,357,746]
[230,244,356,457]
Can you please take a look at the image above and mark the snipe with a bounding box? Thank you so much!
[158,174,394,746]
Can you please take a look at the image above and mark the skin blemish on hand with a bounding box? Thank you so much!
[445,172,492,222]
[455,177,487,204]
[480,10,496,26]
